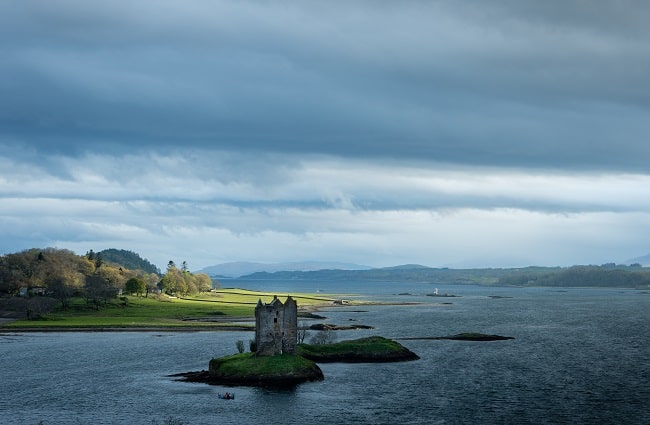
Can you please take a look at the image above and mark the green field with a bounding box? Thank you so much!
[2,289,345,330]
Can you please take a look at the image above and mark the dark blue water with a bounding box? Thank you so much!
[1,284,648,424]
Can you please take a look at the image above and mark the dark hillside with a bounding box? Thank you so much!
[98,249,160,274]
[240,264,650,288]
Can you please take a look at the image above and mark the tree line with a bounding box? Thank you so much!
[158,260,212,296]
[496,264,650,288]
[0,248,215,317]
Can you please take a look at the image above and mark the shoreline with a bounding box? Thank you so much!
[0,300,426,333]
[1,325,255,333]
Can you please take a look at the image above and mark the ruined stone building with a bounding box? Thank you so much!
[254,295,297,356]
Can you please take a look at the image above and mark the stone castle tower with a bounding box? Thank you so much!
[254,295,298,356]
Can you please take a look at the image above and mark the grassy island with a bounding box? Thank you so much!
[298,336,420,362]
[174,336,419,387]
[207,353,324,386]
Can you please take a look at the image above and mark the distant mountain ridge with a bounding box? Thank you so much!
[625,253,650,266]
[198,261,372,278]
[238,263,650,289]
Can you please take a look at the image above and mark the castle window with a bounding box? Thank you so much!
[274,318,278,323]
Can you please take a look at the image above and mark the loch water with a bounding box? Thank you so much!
[1,283,648,425]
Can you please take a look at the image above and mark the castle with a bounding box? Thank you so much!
[254,295,298,356]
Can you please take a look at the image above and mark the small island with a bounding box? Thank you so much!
[298,335,420,363]
[399,332,515,342]
[174,296,419,387]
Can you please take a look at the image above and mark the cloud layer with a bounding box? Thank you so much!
[2,150,649,269]
[2,1,650,269]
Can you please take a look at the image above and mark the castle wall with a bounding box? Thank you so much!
[254,296,298,356]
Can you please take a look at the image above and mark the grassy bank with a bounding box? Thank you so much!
[1,289,342,330]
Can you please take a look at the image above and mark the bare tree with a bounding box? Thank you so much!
[297,321,309,344]
[309,329,336,345]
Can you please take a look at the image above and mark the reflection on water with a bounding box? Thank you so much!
[1,285,648,424]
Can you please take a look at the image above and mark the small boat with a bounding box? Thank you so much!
[218,392,235,400]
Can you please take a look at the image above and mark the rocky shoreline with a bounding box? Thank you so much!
[170,369,324,387]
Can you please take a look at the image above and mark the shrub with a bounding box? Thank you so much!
[309,329,336,345]
[236,339,245,354]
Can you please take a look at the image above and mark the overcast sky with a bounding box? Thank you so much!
[2,0,650,270]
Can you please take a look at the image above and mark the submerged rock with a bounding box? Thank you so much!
[438,333,514,341]
[309,323,374,331]
[399,332,515,342]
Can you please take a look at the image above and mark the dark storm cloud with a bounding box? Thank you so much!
[3,1,650,268]
[2,1,650,170]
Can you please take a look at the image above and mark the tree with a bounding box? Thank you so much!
[297,322,309,344]
[124,277,146,296]
[84,275,117,310]
[39,249,86,309]
[309,329,336,345]
[96,265,126,291]
[194,273,213,293]
[160,260,206,296]
[144,273,160,297]
[25,296,58,320]
[160,265,184,295]
[48,276,77,310]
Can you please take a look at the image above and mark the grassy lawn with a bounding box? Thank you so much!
[2,289,342,329]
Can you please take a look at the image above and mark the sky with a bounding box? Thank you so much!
[2,0,650,271]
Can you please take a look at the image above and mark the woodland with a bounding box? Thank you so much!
[0,248,213,319]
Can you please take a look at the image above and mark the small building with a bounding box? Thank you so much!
[254,295,298,356]
[19,287,47,297]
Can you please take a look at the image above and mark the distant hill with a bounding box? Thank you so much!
[240,265,509,284]
[198,261,372,278]
[238,264,650,289]
[98,249,160,274]
[625,253,650,266]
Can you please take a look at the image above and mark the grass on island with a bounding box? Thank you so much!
[2,289,345,330]
[209,352,319,377]
[299,336,400,355]
[297,335,419,361]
